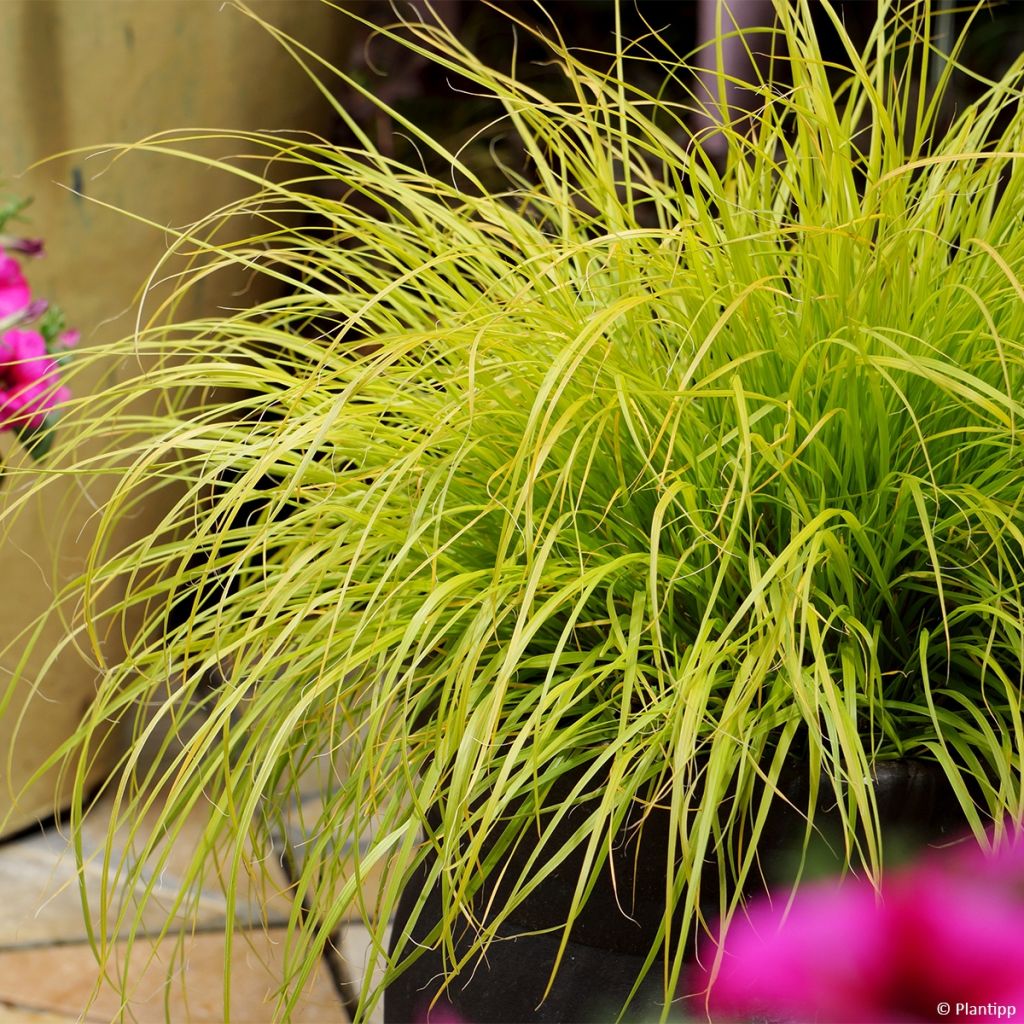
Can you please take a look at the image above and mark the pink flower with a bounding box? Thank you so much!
[0,248,30,319]
[941,825,1024,886]
[0,328,70,431]
[691,881,896,1022]
[885,867,1024,1019]
[690,829,1024,1023]
[887,831,1024,1015]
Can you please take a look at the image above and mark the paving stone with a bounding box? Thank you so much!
[274,792,390,925]
[0,793,293,949]
[338,923,390,1024]
[0,929,347,1023]
[0,779,393,1021]
[0,1002,83,1023]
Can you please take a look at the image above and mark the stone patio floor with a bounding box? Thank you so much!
[0,790,385,1024]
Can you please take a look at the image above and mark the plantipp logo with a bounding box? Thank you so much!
[936,1004,1017,1019]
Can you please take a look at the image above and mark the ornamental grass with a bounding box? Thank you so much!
[3,1,1024,1020]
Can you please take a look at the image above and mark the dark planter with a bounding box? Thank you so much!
[384,759,966,1024]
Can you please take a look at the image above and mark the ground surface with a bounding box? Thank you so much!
[0,790,384,1024]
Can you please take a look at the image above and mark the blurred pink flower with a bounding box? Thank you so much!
[691,881,895,1022]
[0,248,31,319]
[0,328,70,431]
[941,825,1024,884]
[691,829,1024,1023]
[886,859,1024,1019]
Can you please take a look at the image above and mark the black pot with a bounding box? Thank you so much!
[384,759,966,1024]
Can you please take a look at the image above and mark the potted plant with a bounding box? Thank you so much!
[4,1,1024,1021]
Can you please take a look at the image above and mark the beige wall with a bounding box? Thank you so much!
[0,1,359,836]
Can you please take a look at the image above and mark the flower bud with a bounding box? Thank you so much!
[0,234,44,257]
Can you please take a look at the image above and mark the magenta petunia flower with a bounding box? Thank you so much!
[690,829,1024,1023]
[0,248,31,320]
[886,832,1024,1017]
[0,328,70,431]
[691,881,896,1022]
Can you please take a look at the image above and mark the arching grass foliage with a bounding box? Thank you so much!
[4,1,1024,1020]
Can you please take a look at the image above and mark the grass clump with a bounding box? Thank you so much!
[4,1,1024,1020]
